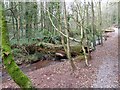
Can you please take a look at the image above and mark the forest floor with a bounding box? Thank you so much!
[1,28,119,88]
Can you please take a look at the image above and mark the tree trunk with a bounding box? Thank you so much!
[41,2,44,31]
[80,22,89,66]
[91,0,96,50]
[2,8,35,89]
[86,2,91,59]
[17,15,20,44]
[58,2,67,53]
[25,2,32,42]
[63,1,76,71]
[98,1,103,46]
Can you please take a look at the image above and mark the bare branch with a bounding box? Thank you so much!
[46,9,80,43]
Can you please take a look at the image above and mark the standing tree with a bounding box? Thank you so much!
[71,1,89,66]
[91,0,96,50]
[57,2,67,52]
[118,1,120,29]
[1,5,35,89]
[63,1,76,71]
[98,1,103,45]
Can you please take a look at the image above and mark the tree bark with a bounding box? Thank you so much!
[63,1,76,71]
[40,2,44,31]
[91,0,96,50]
[58,2,67,53]
[98,1,103,46]
[2,7,35,89]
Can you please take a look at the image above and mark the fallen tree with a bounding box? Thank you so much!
[10,42,92,65]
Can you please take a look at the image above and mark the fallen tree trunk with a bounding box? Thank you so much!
[14,42,91,57]
[11,42,92,64]
[36,42,82,54]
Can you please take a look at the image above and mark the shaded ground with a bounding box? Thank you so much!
[1,28,119,88]
[2,60,60,83]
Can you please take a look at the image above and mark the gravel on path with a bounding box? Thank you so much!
[92,28,118,88]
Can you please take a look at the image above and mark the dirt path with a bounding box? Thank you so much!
[92,28,118,88]
[1,28,119,88]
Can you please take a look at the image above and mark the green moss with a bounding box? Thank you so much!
[71,45,82,54]
[2,9,35,89]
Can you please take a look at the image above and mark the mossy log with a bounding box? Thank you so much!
[11,42,91,64]
[36,42,82,54]
[36,43,92,61]
[18,42,82,56]
[2,9,35,89]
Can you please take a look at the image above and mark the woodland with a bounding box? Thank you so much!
[0,0,119,89]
